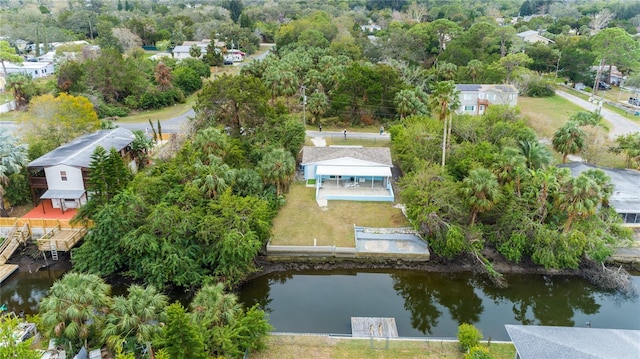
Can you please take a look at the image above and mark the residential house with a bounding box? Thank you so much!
[172,39,225,60]
[455,84,519,115]
[559,162,640,225]
[360,24,382,33]
[1,61,54,79]
[591,64,626,86]
[516,30,555,44]
[27,128,136,212]
[300,146,394,202]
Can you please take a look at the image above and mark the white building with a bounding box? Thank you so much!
[516,30,555,44]
[455,84,519,115]
[27,128,136,211]
[2,61,55,79]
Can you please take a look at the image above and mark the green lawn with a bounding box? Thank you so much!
[518,95,584,139]
[518,94,628,167]
[250,335,516,359]
[271,182,408,247]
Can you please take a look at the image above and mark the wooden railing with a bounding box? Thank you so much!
[0,218,87,229]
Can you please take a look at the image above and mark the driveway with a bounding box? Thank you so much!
[117,108,195,134]
[555,90,640,139]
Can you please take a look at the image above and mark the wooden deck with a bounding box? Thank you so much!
[0,264,19,283]
[37,228,87,251]
[351,317,398,338]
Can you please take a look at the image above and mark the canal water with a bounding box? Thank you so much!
[238,269,640,341]
[2,267,638,341]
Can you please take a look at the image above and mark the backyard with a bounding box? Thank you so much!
[270,182,409,248]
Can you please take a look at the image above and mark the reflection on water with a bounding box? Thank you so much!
[239,269,640,340]
[0,267,69,314]
[2,266,638,341]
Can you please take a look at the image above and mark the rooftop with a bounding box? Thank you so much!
[28,128,134,168]
[301,146,393,166]
[559,162,640,210]
[505,324,640,359]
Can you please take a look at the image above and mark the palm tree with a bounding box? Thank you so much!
[102,285,168,354]
[394,88,428,119]
[460,168,500,225]
[191,282,242,356]
[582,169,613,207]
[557,174,601,231]
[552,122,585,163]
[0,130,28,216]
[428,81,460,167]
[39,272,111,353]
[437,61,458,81]
[466,59,483,82]
[257,148,295,196]
[191,157,235,199]
[494,147,527,197]
[529,167,562,223]
[307,91,329,125]
[518,140,552,169]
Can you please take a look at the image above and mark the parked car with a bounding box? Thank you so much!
[598,82,611,90]
[630,96,640,107]
[223,59,234,65]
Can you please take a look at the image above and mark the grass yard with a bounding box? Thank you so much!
[271,182,408,247]
[324,135,390,147]
[518,95,584,139]
[250,335,516,359]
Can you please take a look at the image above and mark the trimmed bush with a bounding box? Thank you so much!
[458,323,483,352]
[464,346,494,359]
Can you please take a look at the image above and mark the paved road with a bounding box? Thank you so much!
[556,90,640,139]
[117,108,195,134]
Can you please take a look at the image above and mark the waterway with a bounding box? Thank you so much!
[2,267,639,341]
[238,269,640,341]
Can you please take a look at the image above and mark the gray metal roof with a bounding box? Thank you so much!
[301,146,393,166]
[28,128,134,169]
[456,84,518,94]
[505,324,640,359]
[559,163,640,212]
[40,189,85,200]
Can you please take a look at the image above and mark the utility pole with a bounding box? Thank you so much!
[301,85,307,125]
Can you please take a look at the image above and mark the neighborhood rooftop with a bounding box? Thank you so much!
[559,162,640,213]
[505,324,640,359]
[301,146,393,166]
[28,127,134,168]
[455,84,519,93]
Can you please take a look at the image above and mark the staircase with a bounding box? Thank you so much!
[0,223,30,265]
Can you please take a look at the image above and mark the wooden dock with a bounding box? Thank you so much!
[37,228,87,252]
[0,264,19,283]
[351,317,398,338]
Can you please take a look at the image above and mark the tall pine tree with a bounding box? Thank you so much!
[159,303,206,359]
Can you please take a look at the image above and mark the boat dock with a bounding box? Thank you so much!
[0,218,88,283]
[351,317,398,338]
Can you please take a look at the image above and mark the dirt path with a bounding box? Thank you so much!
[556,90,640,139]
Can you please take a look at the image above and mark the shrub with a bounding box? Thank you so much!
[526,78,555,97]
[464,346,494,359]
[458,323,483,352]
[172,67,202,95]
[97,103,130,118]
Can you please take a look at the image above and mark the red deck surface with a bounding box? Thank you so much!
[22,200,78,220]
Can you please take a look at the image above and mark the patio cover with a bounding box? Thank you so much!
[316,165,391,177]
[39,189,85,200]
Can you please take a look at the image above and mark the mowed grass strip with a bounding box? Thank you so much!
[250,335,516,359]
[271,182,408,247]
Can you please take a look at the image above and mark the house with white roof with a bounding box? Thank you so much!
[27,128,135,211]
[455,84,519,115]
[172,39,225,60]
[516,30,554,44]
[300,146,394,202]
[2,61,54,79]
